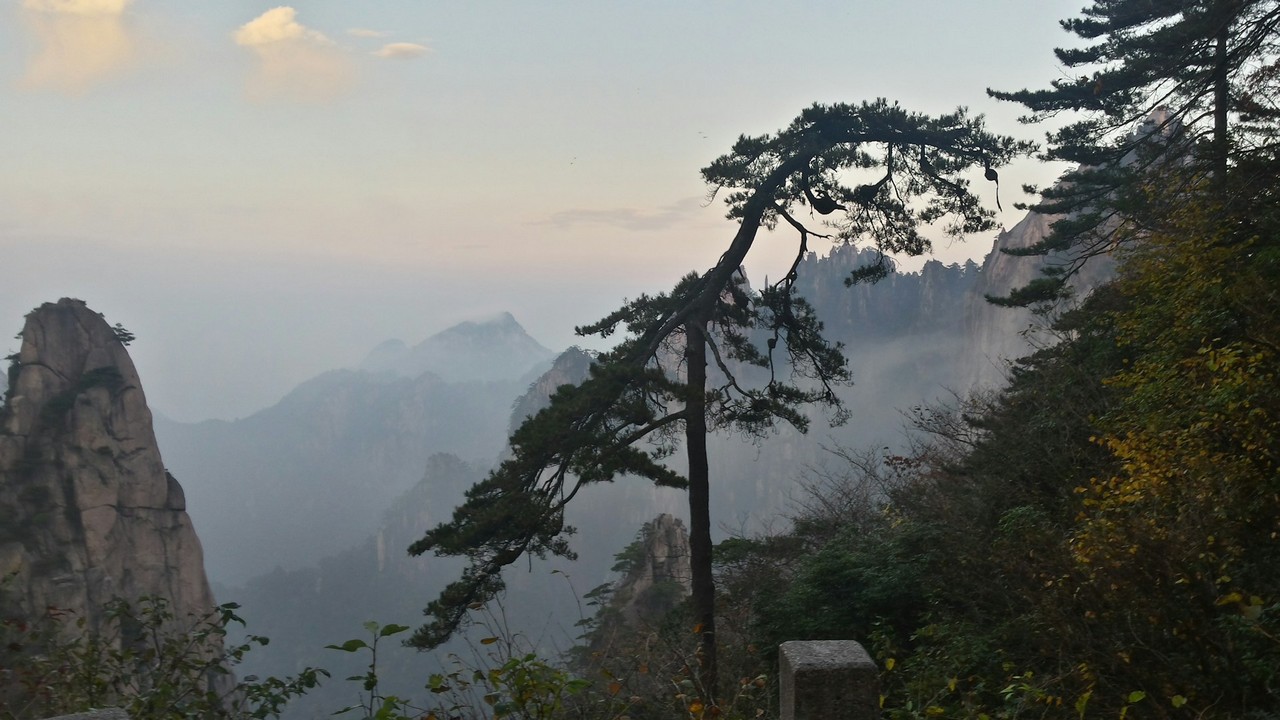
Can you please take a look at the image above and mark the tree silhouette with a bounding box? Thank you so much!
[408,100,1031,703]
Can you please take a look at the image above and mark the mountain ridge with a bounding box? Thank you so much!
[357,311,557,382]
[155,312,561,585]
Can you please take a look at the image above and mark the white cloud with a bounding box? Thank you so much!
[372,42,430,59]
[19,0,136,92]
[233,7,353,103]
[234,7,331,47]
[22,0,129,15]
[347,28,387,39]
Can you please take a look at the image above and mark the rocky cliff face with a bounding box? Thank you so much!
[607,514,692,626]
[0,298,217,634]
[508,346,595,436]
[961,210,1116,389]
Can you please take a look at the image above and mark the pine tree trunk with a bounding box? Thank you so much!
[683,315,718,704]
[1213,18,1230,182]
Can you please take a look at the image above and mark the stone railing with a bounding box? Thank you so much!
[779,640,879,720]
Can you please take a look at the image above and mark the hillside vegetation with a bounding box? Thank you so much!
[710,175,1280,718]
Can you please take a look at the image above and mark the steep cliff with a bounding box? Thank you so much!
[961,211,1116,388]
[606,514,692,626]
[0,298,217,634]
[507,346,595,436]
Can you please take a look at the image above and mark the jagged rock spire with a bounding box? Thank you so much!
[0,298,218,634]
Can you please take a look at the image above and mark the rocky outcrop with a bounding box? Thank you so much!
[508,346,595,436]
[608,514,692,625]
[0,298,218,635]
[961,211,1116,389]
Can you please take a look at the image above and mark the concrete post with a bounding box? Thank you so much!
[779,640,879,720]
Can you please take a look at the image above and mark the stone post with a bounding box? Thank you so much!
[779,640,879,720]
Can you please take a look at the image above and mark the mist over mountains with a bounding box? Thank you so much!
[143,205,1109,717]
[154,204,1104,595]
[153,314,558,585]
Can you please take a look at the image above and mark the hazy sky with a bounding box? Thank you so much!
[1,0,1081,422]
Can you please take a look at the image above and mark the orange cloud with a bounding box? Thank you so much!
[19,0,136,93]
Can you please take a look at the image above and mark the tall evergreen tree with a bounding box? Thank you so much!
[988,0,1280,302]
[407,100,1031,703]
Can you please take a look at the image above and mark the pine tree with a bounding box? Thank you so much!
[988,0,1280,301]
[407,100,1031,703]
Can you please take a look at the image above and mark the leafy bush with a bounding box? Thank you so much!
[0,595,324,720]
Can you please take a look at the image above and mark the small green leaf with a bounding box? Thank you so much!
[1128,690,1147,704]
[325,639,369,653]
[378,623,411,638]
[1075,690,1092,718]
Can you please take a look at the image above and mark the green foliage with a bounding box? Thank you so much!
[714,162,1280,717]
[1071,185,1280,713]
[327,621,421,720]
[0,595,325,719]
[111,322,136,346]
[323,615,606,720]
[571,610,770,720]
[988,0,1280,302]
[610,535,648,576]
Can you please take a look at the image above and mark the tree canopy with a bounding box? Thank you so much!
[989,0,1280,299]
[407,99,1031,695]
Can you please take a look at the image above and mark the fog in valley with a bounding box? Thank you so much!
[142,222,1110,715]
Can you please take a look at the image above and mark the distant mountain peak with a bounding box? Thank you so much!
[438,311,524,338]
[469,311,519,327]
[358,312,557,383]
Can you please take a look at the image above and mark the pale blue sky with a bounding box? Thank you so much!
[2,0,1080,421]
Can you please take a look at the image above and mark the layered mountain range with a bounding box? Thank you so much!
[143,206,1107,711]
[153,315,558,584]
[0,197,1109,717]
[152,202,1110,599]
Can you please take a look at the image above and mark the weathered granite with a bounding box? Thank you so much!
[779,640,878,720]
[0,299,218,638]
[610,514,692,625]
